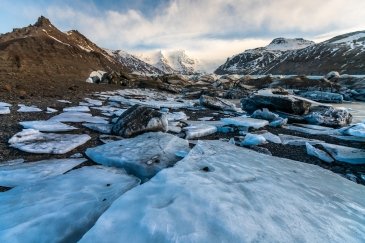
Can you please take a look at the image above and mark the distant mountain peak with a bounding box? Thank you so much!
[34,16,52,28]
[266,37,314,51]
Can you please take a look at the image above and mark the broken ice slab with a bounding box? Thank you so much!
[57,99,72,104]
[0,166,140,242]
[166,111,188,121]
[330,135,365,142]
[17,104,42,113]
[82,123,112,134]
[0,102,11,107]
[305,142,334,163]
[0,106,10,115]
[184,124,217,139]
[46,107,58,113]
[63,106,90,112]
[86,132,189,179]
[222,117,269,129]
[279,134,323,146]
[261,132,281,144]
[0,158,86,187]
[84,98,103,106]
[340,123,365,138]
[241,133,266,146]
[49,111,109,124]
[320,143,365,164]
[19,120,77,132]
[284,124,337,135]
[80,141,365,242]
[9,129,91,154]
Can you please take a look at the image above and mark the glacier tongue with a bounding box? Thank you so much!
[80,140,365,242]
[0,166,140,242]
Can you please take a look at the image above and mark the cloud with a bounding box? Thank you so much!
[12,0,365,70]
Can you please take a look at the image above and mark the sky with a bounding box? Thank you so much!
[1,0,365,70]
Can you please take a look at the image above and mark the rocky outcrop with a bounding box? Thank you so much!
[111,105,168,137]
[241,94,312,115]
[200,95,238,112]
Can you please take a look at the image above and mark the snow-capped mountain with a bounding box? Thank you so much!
[136,50,203,75]
[215,31,365,75]
[215,38,314,75]
[105,50,164,75]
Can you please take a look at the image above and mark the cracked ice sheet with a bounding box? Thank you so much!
[86,132,189,179]
[222,117,269,129]
[80,141,365,242]
[0,166,140,242]
[19,120,77,132]
[49,112,109,124]
[9,129,91,154]
[0,158,86,187]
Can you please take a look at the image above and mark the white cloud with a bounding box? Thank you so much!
[43,0,365,71]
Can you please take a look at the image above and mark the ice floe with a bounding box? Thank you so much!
[305,143,334,163]
[184,124,217,139]
[49,112,109,124]
[63,106,90,112]
[9,129,91,154]
[0,158,86,187]
[81,141,365,242]
[320,143,365,164]
[17,105,42,113]
[86,132,189,179]
[83,123,112,134]
[19,120,77,132]
[0,166,140,242]
[222,117,269,129]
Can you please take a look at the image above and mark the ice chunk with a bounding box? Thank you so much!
[84,98,103,106]
[9,129,91,154]
[184,124,217,139]
[0,158,86,187]
[63,106,90,112]
[80,141,365,242]
[19,120,77,132]
[166,111,188,121]
[340,123,365,138]
[49,112,108,124]
[57,99,72,104]
[222,117,268,129]
[198,117,214,121]
[17,105,42,113]
[320,143,365,164]
[0,106,10,115]
[86,132,189,179]
[285,124,336,135]
[261,132,281,144]
[251,108,279,121]
[279,134,323,146]
[269,118,287,127]
[83,123,112,134]
[0,166,140,242]
[305,142,334,163]
[331,135,365,142]
[46,107,58,113]
[242,133,266,146]
[0,102,11,107]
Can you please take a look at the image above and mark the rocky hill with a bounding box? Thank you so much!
[215,32,365,75]
[0,16,128,83]
[136,50,203,75]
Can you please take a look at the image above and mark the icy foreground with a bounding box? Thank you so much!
[86,132,190,179]
[81,141,365,242]
[0,166,140,242]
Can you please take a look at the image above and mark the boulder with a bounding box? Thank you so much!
[241,94,312,115]
[305,106,352,128]
[86,70,107,83]
[111,105,168,137]
[199,95,238,112]
[298,91,343,103]
[325,71,340,81]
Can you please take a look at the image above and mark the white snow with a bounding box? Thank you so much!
[86,132,189,179]
[63,106,90,112]
[17,105,42,113]
[0,158,86,187]
[222,117,269,129]
[0,166,140,242]
[305,142,334,163]
[9,129,91,154]
[49,111,109,124]
[331,32,365,44]
[82,123,112,134]
[19,120,77,132]
[80,141,365,242]
[184,124,217,139]
[242,133,266,146]
[320,143,365,164]
[0,106,10,115]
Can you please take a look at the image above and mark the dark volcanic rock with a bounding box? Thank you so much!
[199,95,238,112]
[241,94,312,115]
[111,105,168,137]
